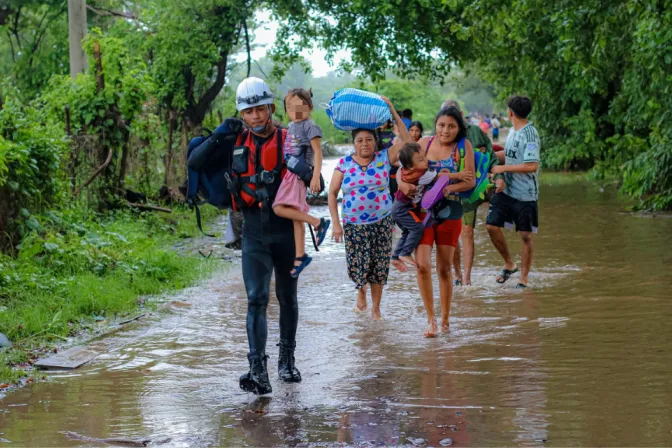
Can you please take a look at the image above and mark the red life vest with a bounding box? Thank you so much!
[230,127,287,210]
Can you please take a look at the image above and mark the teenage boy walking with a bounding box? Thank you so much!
[486,95,540,288]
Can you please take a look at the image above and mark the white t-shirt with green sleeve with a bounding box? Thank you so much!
[503,123,541,202]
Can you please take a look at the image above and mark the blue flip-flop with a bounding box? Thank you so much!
[290,254,313,278]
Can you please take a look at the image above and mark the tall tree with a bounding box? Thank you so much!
[107,0,252,184]
[274,0,672,209]
[0,0,70,95]
[67,0,88,77]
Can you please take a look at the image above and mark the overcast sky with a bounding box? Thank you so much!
[235,17,351,78]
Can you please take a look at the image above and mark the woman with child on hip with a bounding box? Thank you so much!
[396,106,476,337]
[328,97,411,320]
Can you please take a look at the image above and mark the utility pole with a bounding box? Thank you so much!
[68,0,88,78]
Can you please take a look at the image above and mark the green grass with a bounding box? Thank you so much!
[0,205,221,384]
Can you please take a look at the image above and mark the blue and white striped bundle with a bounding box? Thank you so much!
[325,88,392,131]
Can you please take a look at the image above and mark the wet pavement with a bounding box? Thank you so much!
[1,160,672,446]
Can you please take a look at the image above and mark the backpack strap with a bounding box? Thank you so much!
[228,129,250,211]
[275,128,285,175]
[457,137,466,171]
[194,203,216,237]
[238,129,249,146]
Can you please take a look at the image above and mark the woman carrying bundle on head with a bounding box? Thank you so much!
[327,96,411,320]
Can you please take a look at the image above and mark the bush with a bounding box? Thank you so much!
[0,206,216,344]
[0,83,68,252]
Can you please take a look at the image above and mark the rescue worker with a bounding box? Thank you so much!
[187,77,300,395]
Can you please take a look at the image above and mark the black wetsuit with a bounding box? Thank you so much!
[188,128,298,363]
[241,133,298,362]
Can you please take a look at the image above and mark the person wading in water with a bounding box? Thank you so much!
[441,99,504,286]
[189,77,301,395]
[486,95,541,288]
[398,107,476,337]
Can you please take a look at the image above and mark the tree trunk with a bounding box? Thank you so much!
[164,110,175,186]
[182,51,229,128]
[117,140,129,190]
[93,41,114,204]
[68,0,88,78]
[177,117,190,186]
[141,137,151,192]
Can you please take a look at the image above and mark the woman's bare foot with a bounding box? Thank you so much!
[398,255,418,267]
[371,308,381,321]
[391,258,408,273]
[355,295,368,312]
[440,321,450,333]
[424,320,438,338]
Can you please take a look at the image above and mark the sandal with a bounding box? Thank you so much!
[290,254,313,278]
[516,283,528,289]
[496,267,518,284]
[315,218,331,248]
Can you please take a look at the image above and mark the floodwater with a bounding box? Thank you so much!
[1,158,672,447]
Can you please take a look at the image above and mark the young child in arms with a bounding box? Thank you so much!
[390,142,439,268]
[273,88,331,278]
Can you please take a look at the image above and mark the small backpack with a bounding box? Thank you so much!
[454,139,493,203]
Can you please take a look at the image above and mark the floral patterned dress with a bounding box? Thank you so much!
[336,149,394,289]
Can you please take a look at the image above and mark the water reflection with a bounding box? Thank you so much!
[1,167,672,446]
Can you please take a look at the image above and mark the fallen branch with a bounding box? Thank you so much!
[73,146,113,196]
[127,203,172,213]
[117,313,146,326]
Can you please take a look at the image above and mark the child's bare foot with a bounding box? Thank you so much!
[391,258,408,272]
[424,320,438,338]
[371,308,381,321]
[399,255,417,267]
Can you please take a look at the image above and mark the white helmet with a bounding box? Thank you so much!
[235,77,274,111]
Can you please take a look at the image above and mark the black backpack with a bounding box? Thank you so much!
[185,132,236,236]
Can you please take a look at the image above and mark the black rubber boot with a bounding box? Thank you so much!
[239,354,272,395]
[278,344,301,383]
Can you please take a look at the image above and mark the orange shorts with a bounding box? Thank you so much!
[419,218,462,247]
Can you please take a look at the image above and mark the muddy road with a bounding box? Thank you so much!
[1,163,671,446]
